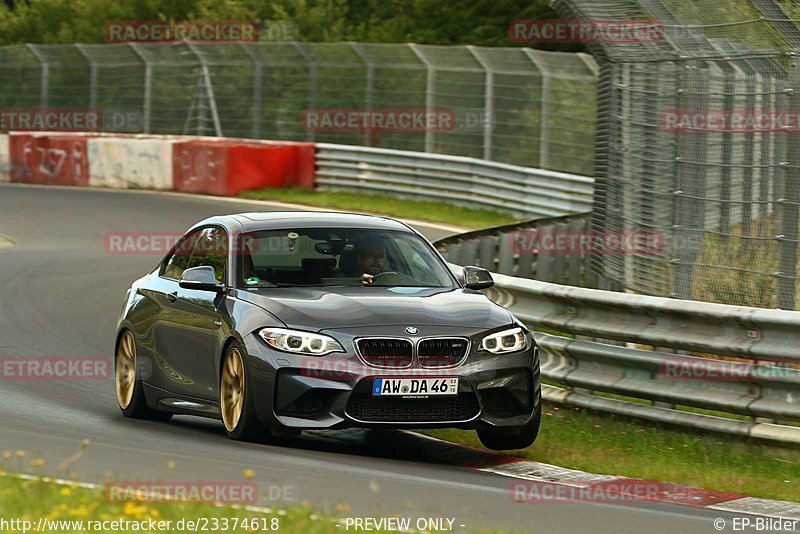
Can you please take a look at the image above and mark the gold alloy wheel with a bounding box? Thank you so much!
[115,331,137,409]
[221,348,245,432]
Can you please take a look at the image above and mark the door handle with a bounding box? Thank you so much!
[167,292,178,303]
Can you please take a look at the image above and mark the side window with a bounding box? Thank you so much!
[162,229,202,280]
[186,227,228,283]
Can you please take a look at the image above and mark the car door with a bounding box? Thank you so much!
[153,227,226,401]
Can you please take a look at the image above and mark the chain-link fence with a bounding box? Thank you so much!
[549,0,800,310]
[0,42,598,176]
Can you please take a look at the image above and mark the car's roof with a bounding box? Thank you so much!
[192,211,414,233]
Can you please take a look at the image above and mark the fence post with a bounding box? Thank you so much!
[294,43,317,143]
[26,44,49,109]
[241,43,263,139]
[466,46,494,161]
[129,44,152,134]
[75,44,98,112]
[350,42,375,147]
[523,48,550,169]
[186,43,222,137]
[778,52,800,310]
[408,43,436,153]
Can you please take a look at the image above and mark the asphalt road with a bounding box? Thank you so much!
[0,183,755,533]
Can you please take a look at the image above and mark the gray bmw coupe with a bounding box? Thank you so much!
[115,212,541,450]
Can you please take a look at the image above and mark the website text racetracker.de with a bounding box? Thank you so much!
[660,109,800,133]
[0,109,100,132]
[0,517,280,533]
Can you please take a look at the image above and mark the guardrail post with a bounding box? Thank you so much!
[129,44,152,134]
[408,44,436,153]
[26,44,49,109]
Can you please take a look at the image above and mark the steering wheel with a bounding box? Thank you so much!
[371,271,403,280]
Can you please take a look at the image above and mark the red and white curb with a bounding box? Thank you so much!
[409,432,800,520]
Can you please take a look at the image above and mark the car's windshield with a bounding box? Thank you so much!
[235,228,456,289]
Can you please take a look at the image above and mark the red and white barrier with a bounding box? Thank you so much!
[173,139,315,196]
[0,134,9,182]
[89,137,173,190]
[1,132,316,193]
[9,133,90,186]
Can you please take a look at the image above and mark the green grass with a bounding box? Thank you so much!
[423,401,800,502]
[239,188,519,230]
[0,473,328,533]
[0,472,519,534]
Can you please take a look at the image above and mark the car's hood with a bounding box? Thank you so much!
[235,286,513,331]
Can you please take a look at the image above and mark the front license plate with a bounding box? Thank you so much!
[372,377,458,397]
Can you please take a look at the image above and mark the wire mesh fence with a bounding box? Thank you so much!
[549,0,800,310]
[0,42,598,176]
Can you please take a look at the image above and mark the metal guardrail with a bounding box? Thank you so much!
[437,223,800,446]
[315,144,595,218]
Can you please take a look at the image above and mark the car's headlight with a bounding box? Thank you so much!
[480,327,527,354]
[258,328,345,356]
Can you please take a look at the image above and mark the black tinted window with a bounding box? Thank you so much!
[162,229,202,280]
[187,227,227,283]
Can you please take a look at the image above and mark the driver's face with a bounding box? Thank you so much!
[358,244,386,275]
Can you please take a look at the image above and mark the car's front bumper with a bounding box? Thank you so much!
[243,327,541,432]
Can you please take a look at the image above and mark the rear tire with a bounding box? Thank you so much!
[116,330,173,422]
[477,402,541,451]
[220,341,269,442]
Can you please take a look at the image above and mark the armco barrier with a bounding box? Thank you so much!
[438,236,800,445]
[89,137,173,190]
[0,133,8,182]
[10,133,90,186]
[315,143,594,218]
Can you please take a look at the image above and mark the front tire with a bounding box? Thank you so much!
[477,402,541,451]
[220,342,268,442]
[115,330,172,422]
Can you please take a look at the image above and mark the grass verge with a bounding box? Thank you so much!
[0,473,517,534]
[239,188,519,230]
[423,401,800,502]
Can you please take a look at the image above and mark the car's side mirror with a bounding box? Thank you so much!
[463,266,494,290]
[180,266,224,293]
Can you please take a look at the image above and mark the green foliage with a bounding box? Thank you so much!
[0,0,566,47]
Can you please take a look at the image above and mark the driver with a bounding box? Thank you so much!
[355,237,388,275]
